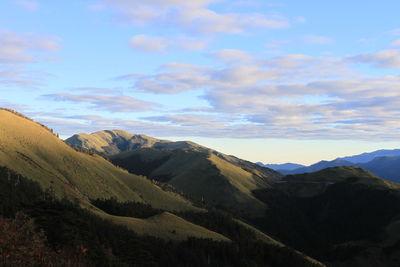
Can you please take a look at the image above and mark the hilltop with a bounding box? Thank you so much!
[0,108,325,266]
[67,130,282,217]
[0,109,227,240]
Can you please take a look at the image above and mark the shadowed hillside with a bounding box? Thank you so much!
[250,167,400,266]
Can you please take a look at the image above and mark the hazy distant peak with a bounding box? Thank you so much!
[337,149,400,163]
[258,162,305,171]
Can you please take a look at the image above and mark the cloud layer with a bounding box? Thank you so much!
[0,31,60,88]
[97,47,400,140]
[45,93,159,112]
[98,0,290,34]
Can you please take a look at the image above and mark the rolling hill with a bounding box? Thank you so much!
[251,166,400,266]
[66,130,282,217]
[0,109,230,241]
[0,108,326,266]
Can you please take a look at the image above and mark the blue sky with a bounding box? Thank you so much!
[1,0,400,165]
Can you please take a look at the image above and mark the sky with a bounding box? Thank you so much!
[1,0,400,165]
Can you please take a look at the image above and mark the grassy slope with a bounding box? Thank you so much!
[111,148,276,217]
[106,211,231,241]
[0,109,228,241]
[66,130,206,155]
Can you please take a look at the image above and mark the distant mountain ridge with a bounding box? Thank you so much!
[274,150,400,182]
[257,162,305,171]
[281,159,354,175]
[338,149,400,163]
[358,156,400,182]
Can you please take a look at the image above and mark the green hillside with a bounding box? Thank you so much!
[67,130,282,217]
[0,109,229,241]
[0,166,324,267]
[66,129,207,155]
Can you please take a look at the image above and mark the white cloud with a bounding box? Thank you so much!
[0,31,60,88]
[349,49,400,68]
[211,49,253,63]
[391,39,400,47]
[266,35,333,49]
[0,31,61,63]
[129,34,209,53]
[177,37,210,51]
[107,49,400,140]
[44,93,159,112]
[130,35,171,53]
[98,0,290,34]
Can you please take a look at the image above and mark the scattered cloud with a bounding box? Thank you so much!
[211,49,253,64]
[266,35,333,48]
[0,67,46,88]
[44,93,159,112]
[105,48,400,140]
[97,0,290,34]
[391,39,400,47]
[0,31,60,88]
[177,37,210,51]
[129,34,209,53]
[69,87,123,94]
[130,34,171,53]
[348,49,400,68]
[0,31,61,63]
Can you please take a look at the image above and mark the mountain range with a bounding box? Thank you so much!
[260,150,400,182]
[0,108,323,266]
[66,130,282,218]
[2,108,400,266]
[67,127,400,266]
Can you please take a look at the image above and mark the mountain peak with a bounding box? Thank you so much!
[66,130,207,156]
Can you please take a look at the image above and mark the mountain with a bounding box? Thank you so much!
[0,109,325,266]
[338,149,400,163]
[66,130,282,218]
[358,156,400,182]
[276,153,400,182]
[257,162,305,171]
[66,129,400,265]
[66,130,205,155]
[280,159,354,175]
[0,109,228,241]
[0,164,323,267]
[251,166,400,266]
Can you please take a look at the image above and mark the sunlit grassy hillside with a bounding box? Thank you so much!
[0,109,232,241]
[68,130,282,217]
